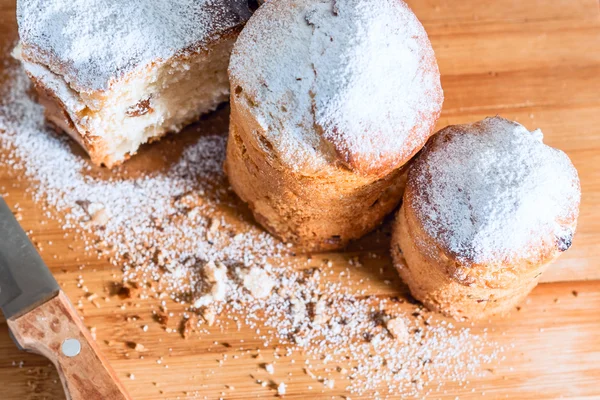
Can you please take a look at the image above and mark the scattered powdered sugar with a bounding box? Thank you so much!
[17,0,251,92]
[230,0,443,175]
[0,59,285,300]
[232,262,506,396]
[409,117,581,266]
[0,59,502,397]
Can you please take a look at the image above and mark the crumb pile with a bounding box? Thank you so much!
[0,60,502,397]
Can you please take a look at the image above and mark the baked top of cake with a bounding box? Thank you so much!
[407,117,581,267]
[229,0,443,177]
[17,0,252,93]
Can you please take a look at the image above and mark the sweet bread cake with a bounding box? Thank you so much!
[16,0,252,167]
[225,0,443,251]
[391,117,581,319]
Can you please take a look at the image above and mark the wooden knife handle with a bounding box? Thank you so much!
[7,290,131,400]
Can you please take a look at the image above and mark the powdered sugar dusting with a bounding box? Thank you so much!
[17,0,251,92]
[410,117,581,265]
[230,0,442,175]
[0,60,285,298]
[310,0,442,172]
[0,59,502,397]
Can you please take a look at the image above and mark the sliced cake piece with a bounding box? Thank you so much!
[16,0,252,167]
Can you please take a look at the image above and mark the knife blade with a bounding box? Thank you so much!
[0,197,60,319]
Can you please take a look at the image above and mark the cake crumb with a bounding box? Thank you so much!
[386,317,410,342]
[155,312,169,327]
[277,382,286,396]
[132,343,145,352]
[201,307,216,326]
[304,368,316,379]
[193,261,229,308]
[238,266,275,299]
[181,316,197,338]
[264,363,275,374]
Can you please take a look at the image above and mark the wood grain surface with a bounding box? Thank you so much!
[0,0,599,399]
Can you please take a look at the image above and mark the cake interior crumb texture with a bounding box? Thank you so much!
[16,0,251,166]
[20,41,235,166]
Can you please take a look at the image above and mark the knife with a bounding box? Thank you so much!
[0,197,131,400]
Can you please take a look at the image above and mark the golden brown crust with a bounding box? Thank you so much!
[225,97,408,251]
[401,175,573,290]
[26,72,112,166]
[391,202,565,320]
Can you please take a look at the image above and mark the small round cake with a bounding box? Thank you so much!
[226,0,443,251]
[391,117,581,319]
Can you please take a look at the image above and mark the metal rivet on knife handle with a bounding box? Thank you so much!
[62,338,82,357]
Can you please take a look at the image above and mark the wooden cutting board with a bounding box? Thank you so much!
[0,0,599,399]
